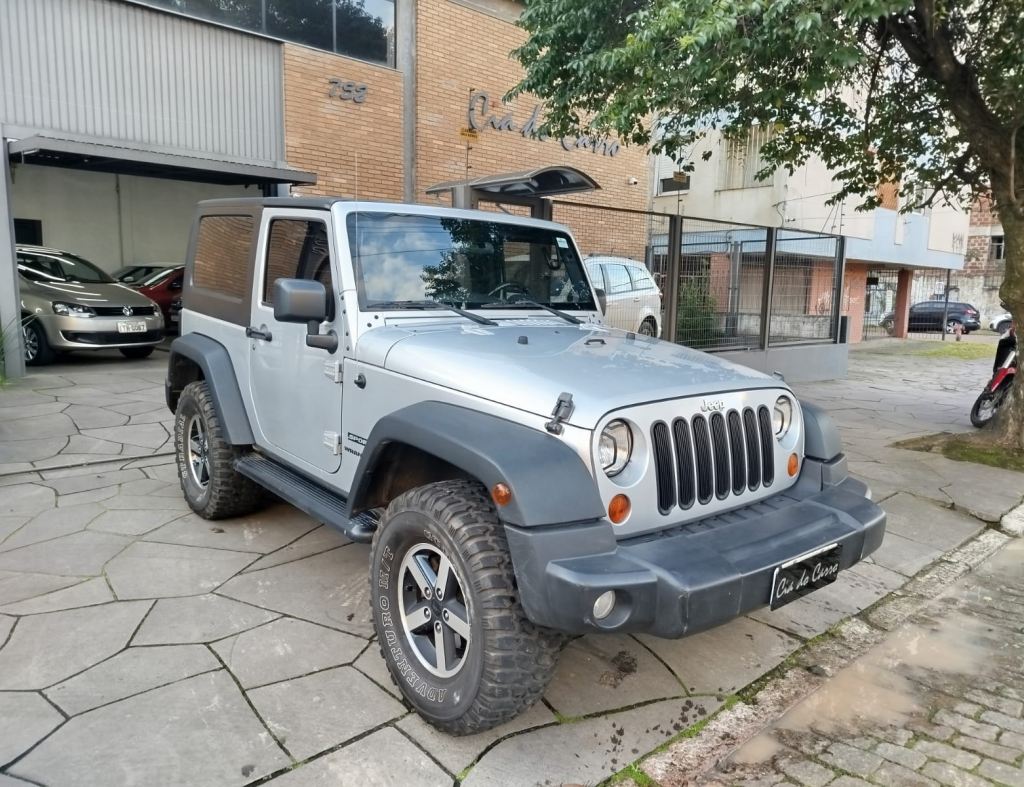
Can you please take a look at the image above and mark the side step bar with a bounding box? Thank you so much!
[235,455,378,543]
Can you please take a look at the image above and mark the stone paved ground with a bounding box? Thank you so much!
[648,533,1024,787]
[0,341,1021,786]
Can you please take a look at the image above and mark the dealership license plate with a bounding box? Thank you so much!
[117,321,147,334]
[769,543,842,610]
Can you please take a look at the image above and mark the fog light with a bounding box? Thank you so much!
[593,590,616,620]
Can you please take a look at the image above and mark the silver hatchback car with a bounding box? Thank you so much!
[18,245,165,366]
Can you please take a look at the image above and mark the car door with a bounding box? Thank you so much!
[248,212,344,474]
[601,263,635,331]
[627,264,661,333]
[907,303,930,331]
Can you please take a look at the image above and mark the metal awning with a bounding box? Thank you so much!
[7,133,316,186]
[426,166,600,199]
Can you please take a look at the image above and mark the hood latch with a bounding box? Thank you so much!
[545,392,575,435]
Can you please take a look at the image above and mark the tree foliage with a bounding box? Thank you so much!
[513,0,1024,447]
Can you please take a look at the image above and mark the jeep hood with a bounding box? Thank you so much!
[358,319,784,427]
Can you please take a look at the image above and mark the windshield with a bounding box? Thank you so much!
[18,252,114,284]
[347,212,596,311]
[138,267,181,287]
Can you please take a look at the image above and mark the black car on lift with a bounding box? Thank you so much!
[881,300,982,334]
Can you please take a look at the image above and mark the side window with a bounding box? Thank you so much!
[586,263,605,290]
[604,264,633,295]
[263,220,335,319]
[627,265,655,291]
[193,215,253,300]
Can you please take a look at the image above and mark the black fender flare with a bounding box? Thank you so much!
[350,402,605,527]
[800,400,842,461]
[166,334,255,445]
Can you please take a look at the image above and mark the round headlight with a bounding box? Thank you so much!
[773,395,793,439]
[599,420,633,477]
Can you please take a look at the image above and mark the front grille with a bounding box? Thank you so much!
[652,406,775,514]
[61,330,163,345]
[93,305,157,316]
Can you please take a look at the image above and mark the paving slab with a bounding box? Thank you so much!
[87,507,188,536]
[55,486,120,507]
[247,665,406,760]
[0,530,130,577]
[62,434,123,456]
[0,413,78,441]
[462,697,722,787]
[0,503,105,552]
[79,424,169,450]
[46,644,221,715]
[145,505,320,554]
[749,593,852,640]
[0,515,31,544]
[63,404,129,429]
[639,617,801,695]
[241,525,351,573]
[266,726,450,786]
[870,532,945,577]
[882,493,986,550]
[212,617,366,689]
[10,671,290,787]
[397,700,557,775]
[132,594,279,644]
[100,493,191,511]
[544,634,684,717]
[354,640,403,699]
[0,614,12,645]
[218,546,372,635]
[105,541,256,599]
[0,437,68,465]
[0,692,64,766]
[0,571,82,606]
[0,577,114,615]
[38,468,145,496]
[0,484,55,516]
[0,601,150,689]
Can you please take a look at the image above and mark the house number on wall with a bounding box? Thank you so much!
[328,79,368,104]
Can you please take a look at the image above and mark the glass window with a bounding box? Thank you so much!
[193,215,254,300]
[659,174,690,193]
[603,264,633,295]
[627,265,656,291]
[347,212,596,310]
[136,0,395,66]
[263,220,335,318]
[17,252,113,283]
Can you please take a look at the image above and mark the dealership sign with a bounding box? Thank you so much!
[467,91,620,157]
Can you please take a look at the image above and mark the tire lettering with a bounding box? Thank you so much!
[380,610,394,628]
[379,596,390,611]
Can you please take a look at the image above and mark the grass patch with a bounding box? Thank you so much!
[893,432,1024,472]
[604,763,659,786]
[904,341,995,360]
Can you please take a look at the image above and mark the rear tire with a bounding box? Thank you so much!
[174,380,266,519]
[23,320,55,366]
[120,346,155,359]
[638,318,658,337]
[369,480,562,735]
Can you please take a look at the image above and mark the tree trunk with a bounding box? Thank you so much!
[990,197,1024,451]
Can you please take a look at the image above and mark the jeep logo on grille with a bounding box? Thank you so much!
[700,399,725,412]
[122,306,133,317]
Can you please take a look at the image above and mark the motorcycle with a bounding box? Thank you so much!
[971,323,1017,427]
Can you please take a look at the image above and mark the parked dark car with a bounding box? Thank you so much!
[112,264,173,284]
[881,301,981,334]
[135,266,184,328]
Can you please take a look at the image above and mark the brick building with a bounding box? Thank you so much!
[0,0,654,375]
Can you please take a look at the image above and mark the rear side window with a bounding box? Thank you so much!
[604,264,633,295]
[193,215,254,300]
[262,219,334,318]
[627,265,656,291]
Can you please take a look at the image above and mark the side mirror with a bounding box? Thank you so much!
[273,278,338,353]
[170,279,183,291]
[594,287,607,315]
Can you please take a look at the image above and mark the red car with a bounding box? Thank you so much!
[136,266,184,329]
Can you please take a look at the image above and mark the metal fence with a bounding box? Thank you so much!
[552,201,843,351]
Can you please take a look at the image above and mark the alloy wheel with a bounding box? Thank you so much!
[398,542,472,678]
[185,415,211,489]
[22,324,38,362]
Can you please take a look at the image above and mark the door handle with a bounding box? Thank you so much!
[246,327,273,342]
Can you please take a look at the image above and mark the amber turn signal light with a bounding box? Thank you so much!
[787,453,799,477]
[608,494,631,524]
[491,483,513,507]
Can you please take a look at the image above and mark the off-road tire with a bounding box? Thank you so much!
[120,346,155,360]
[369,480,563,735]
[174,380,265,519]
[23,320,55,366]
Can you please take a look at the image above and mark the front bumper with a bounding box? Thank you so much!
[40,314,165,350]
[505,458,885,638]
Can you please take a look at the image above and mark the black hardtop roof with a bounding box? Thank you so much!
[197,196,352,210]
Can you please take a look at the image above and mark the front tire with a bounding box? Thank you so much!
[638,318,658,337]
[23,320,55,366]
[369,480,562,735]
[120,346,155,359]
[173,381,266,518]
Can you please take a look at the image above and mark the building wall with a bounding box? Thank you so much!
[282,44,405,201]
[414,0,650,210]
[10,164,255,271]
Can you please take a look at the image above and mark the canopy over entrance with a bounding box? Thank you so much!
[426,165,600,218]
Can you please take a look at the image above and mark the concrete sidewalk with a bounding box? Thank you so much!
[0,344,1021,786]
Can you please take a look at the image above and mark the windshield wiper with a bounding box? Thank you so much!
[367,300,497,326]
[480,299,582,325]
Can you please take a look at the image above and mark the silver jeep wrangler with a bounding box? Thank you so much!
[166,197,885,735]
